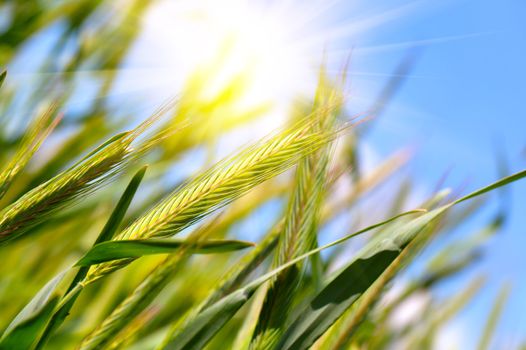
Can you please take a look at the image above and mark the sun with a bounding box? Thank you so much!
[134,0,325,133]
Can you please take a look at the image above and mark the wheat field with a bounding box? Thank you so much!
[0,1,524,350]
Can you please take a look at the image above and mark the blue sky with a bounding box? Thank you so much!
[339,0,526,346]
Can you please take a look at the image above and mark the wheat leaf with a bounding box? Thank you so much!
[76,239,255,266]
[95,166,148,243]
[276,208,460,350]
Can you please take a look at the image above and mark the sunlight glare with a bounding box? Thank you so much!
[142,0,320,132]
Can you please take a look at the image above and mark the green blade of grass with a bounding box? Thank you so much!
[75,238,255,266]
[94,166,149,244]
[328,227,439,350]
[328,208,505,349]
[276,213,436,350]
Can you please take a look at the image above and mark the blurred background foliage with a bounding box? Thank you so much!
[0,1,523,349]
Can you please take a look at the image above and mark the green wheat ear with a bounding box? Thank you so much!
[84,108,343,284]
[0,103,168,245]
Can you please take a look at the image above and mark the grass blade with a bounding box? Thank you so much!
[95,166,149,244]
[76,239,255,266]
